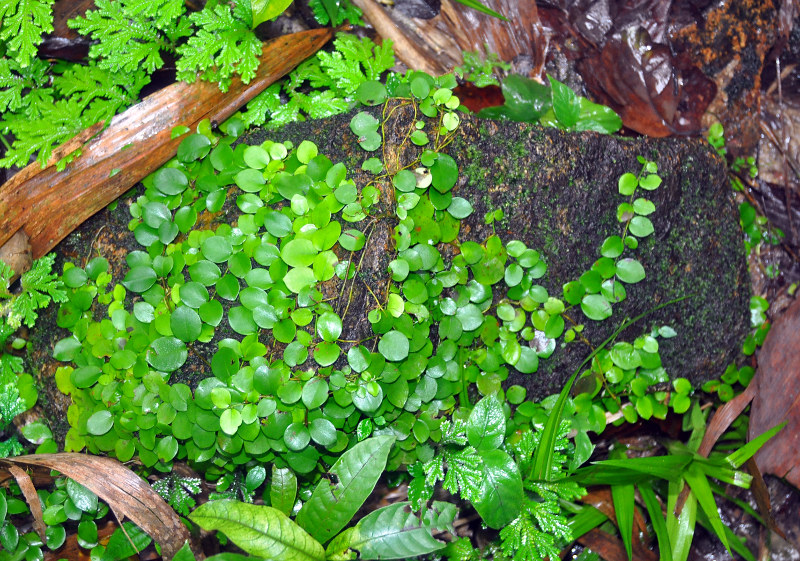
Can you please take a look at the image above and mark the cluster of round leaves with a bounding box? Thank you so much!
[51,70,678,490]
[0,477,106,558]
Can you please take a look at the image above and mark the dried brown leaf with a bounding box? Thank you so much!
[0,454,190,560]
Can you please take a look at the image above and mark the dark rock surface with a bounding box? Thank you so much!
[247,108,750,397]
[29,109,750,420]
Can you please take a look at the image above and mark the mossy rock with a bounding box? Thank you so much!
[28,107,749,436]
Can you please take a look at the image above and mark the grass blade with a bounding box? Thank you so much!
[683,464,730,554]
[611,483,635,561]
[451,0,509,20]
[568,505,609,539]
[666,480,696,561]
[725,422,785,469]
[639,483,672,561]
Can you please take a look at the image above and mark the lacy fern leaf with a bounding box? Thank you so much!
[176,4,261,92]
[3,254,67,329]
[0,0,55,67]
[68,0,189,73]
[152,474,202,516]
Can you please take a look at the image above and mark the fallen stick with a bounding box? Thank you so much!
[0,27,333,271]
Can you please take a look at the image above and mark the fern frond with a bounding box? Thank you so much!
[0,0,55,67]
[176,4,261,92]
[68,0,187,73]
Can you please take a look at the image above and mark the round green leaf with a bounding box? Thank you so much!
[146,337,187,372]
[202,236,233,263]
[313,341,340,366]
[629,216,654,237]
[71,366,103,388]
[317,312,342,342]
[379,330,410,361]
[600,235,624,258]
[309,418,337,446]
[180,282,209,308]
[430,154,458,193]
[302,378,329,409]
[122,266,156,293]
[615,258,646,284]
[87,411,113,435]
[456,303,483,331]
[154,168,188,195]
[581,294,612,321]
[220,408,243,436]
[281,239,317,267]
[171,306,202,342]
[447,197,473,219]
[618,172,638,195]
[284,422,311,451]
[177,134,211,162]
[339,229,366,252]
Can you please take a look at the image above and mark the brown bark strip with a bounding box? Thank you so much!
[0,28,332,265]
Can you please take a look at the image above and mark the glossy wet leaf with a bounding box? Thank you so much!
[316,312,342,342]
[171,306,202,342]
[122,266,156,293]
[326,501,452,560]
[87,411,114,436]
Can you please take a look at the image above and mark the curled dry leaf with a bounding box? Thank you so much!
[750,296,800,487]
[0,454,190,560]
[578,27,715,137]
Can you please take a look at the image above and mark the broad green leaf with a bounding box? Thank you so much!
[548,75,580,128]
[146,337,187,372]
[270,466,297,516]
[472,449,523,528]
[122,266,156,293]
[466,395,505,452]
[296,436,395,544]
[683,464,729,553]
[325,501,453,560]
[618,173,638,195]
[190,501,324,561]
[611,483,635,561]
[251,0,293,28]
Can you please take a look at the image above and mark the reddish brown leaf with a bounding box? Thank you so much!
[6,464,46,542]
[578,27,714,136]
[0,454,190,560]
[0,28,332,263]
[749,295,800,487]
[577,528,658,561]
